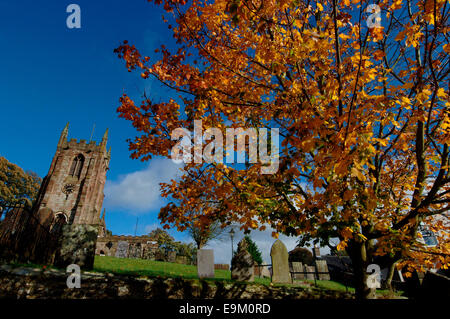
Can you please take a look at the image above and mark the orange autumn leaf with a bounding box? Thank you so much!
[116,0,450,298]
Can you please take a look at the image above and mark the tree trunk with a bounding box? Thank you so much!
[348,240,377,299]
[353,259,377,299]
[383,260,397,291]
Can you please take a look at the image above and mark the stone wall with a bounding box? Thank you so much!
[0,264,353,299]
[96,236,194,265]
[96,235,158,259]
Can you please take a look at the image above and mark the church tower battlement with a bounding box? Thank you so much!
[34,123,110,228]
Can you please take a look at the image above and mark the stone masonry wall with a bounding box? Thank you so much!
[0,264,353,299]
[96,236,158,259]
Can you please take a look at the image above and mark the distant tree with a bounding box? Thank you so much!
[148,227,175,249]
[105,229,113,236]
[173,241,197,263]
[0,156,42,207]
[244,236,263,265]
[149,228,197,262]
[187,219,227,249]
[288,247,314,266]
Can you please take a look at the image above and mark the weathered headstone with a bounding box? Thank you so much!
[254,265,261,277]
[54,224,99,270]
[231,239,254,282]
[168,250,176,263]
[175,255,188,264]
[156,250,164,261]
[270,239,291,284]
[261,266,271,278]
[115,241,129,258]
[291,262,305,280]
[306,265,316,280]
[315,260,330,280]
[142,246,156,260]
[128,244,142,259]
[197,249,214,278]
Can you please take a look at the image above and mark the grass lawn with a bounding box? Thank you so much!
[6,256,403,297]
[93,255,231,280]
[93,256,404,298]
[4,256,404,297]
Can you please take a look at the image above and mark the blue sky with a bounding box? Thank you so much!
[0,0,306,263]
[0,0,174,234]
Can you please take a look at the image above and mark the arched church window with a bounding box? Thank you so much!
[69,154,84,178]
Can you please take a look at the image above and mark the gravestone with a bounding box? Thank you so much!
[261,266,271,278]
[128,244,142,259]
[197,249,214,278]
[115,241,129,258]
[291,262,305,280]
[175,255,188,264]
[270,239,291,284]
[142,247,156,260]
[306,265,316,280]
[254,265,261,277]
[155,250,165,261]
[54,224,99,270]
[231,239,254,282]
[168,251,177,263]
[315,260,330,280]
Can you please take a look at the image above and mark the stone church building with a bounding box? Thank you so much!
[32,123,111,268]
[0,123,186,268]
[0,123,111,269]
[34,122,111,233]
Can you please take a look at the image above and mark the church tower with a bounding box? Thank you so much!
[34,123,111,227]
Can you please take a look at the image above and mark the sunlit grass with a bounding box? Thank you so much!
[92,256,404,297]
[6,256,403,297]
[308,280,355,293]
[93,255,231,280]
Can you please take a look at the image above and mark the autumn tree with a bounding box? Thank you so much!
[115,0,450,298]
[0,156,42,207]
[187,219,228,249]
[183,195,230,248]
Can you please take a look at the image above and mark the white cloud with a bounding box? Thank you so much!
[144,223,161,234]
[104,158,183,214]
[104,157,331,263]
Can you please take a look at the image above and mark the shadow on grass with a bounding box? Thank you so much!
[7,257,408,299]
